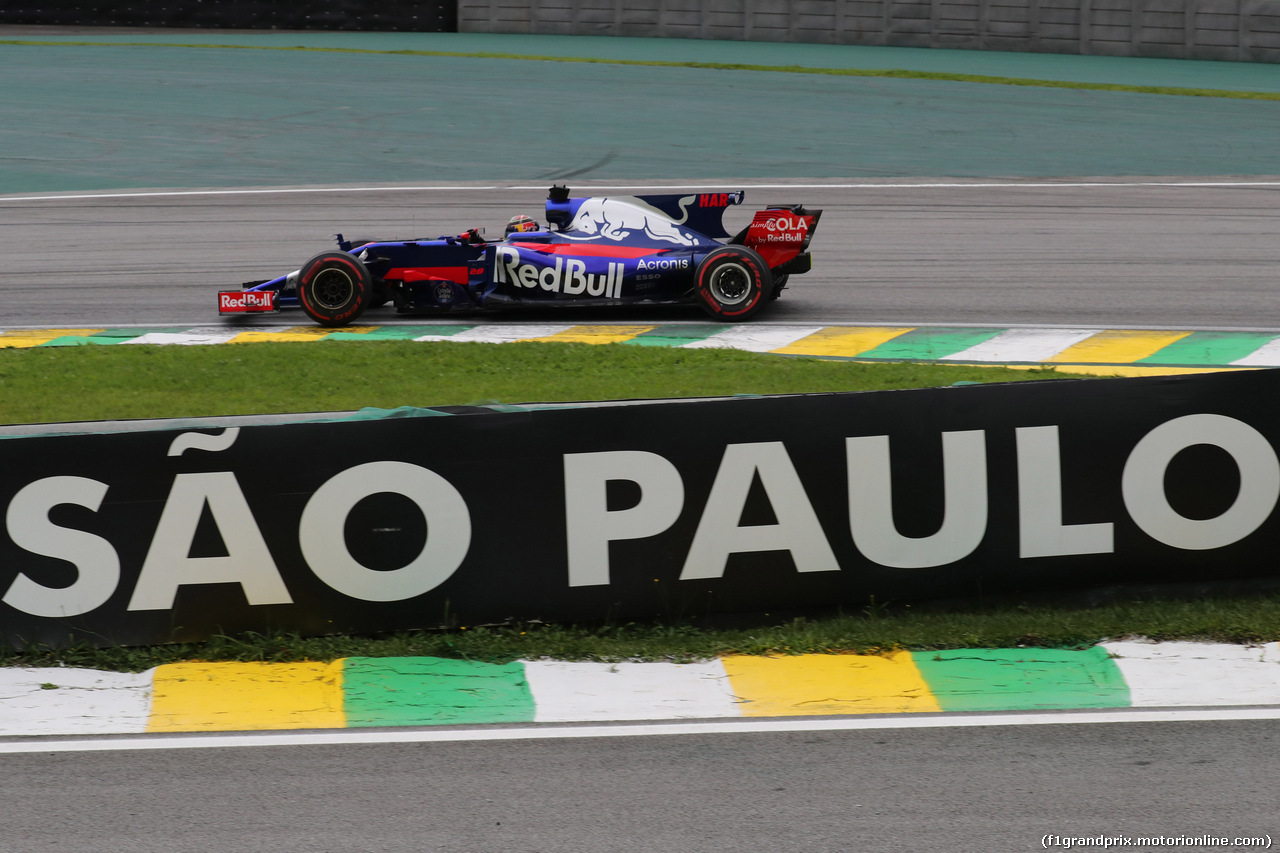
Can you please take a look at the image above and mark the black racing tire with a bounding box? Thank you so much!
[694,245,772,321]
[297,251,372,327]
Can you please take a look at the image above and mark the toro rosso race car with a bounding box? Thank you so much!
[219,186,821,327]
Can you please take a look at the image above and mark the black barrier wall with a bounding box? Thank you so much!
[2,369,1279,649]
[0,2,457,31]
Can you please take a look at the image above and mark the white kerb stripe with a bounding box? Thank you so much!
[524,659,742,723]
[123,330,245,346]
[414,324,577,343]
[0,668,154,736]
[1101,641,1280,707]
[941,328,1099,363]
[1231,338,1280,367]
[682,325,823,352]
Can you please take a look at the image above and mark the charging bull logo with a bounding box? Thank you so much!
[566,197,697,246]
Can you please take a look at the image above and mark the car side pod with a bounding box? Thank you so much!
[694,245,773,321]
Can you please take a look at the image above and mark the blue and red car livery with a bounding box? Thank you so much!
[219,186,821,327]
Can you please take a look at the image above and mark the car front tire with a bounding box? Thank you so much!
[297,252,372,327]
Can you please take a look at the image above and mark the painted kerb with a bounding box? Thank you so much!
[6,642,1280,736]
[458,0,1280,63]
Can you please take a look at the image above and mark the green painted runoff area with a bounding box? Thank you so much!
[2,31,1279,193]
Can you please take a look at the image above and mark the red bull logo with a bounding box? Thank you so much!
[494,246,624,298]
[218,290,276,313]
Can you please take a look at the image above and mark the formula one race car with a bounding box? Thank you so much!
[219,186,820,327]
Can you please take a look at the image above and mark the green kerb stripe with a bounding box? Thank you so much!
[37,335,113,347]
[857,328,1007,360]
[1136,331,1280,365]
[625,324,727,347]
[911,647,1130,712]
[97,328,185,340]
[341,656,535,727]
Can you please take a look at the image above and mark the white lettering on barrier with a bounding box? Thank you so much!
[679,442,838,580]
[846,431,989,569]
[1,413,1276,618]
[3,477,119,618]
[298,461,471,602]
[564,451,684,588]
[1017,426,1115,558]
[128,471,292,610]
[1121,413,1279,550]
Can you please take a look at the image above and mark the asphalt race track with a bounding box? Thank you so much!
[1,716,1277,852]
[3,177,1280,331]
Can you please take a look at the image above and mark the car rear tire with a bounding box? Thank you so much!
[694,246,772,321]
[297,252,372,327]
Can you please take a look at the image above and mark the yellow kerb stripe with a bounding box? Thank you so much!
[147,661,345,732]
[1048,330,1192,364]
[0,329,105,348]
[529,325,656,345]
[721,652,940,716]
[774,326,913,357]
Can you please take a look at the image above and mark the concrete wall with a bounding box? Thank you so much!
[458,0,1280,62]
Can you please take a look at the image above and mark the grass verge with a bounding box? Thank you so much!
[7,594,1280,672]
[0,339,1074,425]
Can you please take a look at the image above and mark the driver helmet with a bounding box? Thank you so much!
[505,214,539,236]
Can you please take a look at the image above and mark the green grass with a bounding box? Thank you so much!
[4,39,1279,101]
[8,594,1280,672]
[0,339,1073,425]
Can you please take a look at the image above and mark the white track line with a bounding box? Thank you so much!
[4,180,1280,203]
[4,707,1280,754]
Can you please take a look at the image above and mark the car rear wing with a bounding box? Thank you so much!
[732,204,822,270]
